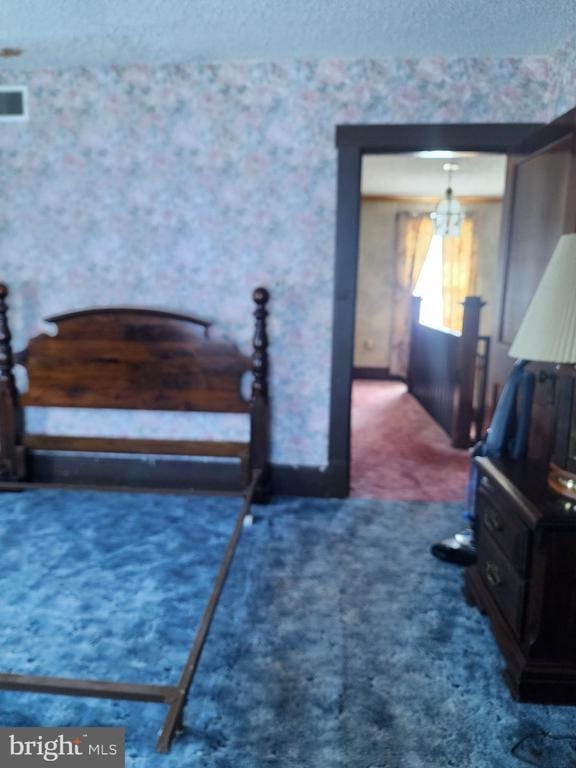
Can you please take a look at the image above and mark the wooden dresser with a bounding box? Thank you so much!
[464,457,576,704]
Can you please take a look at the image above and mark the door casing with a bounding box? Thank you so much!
[328,122,544,497]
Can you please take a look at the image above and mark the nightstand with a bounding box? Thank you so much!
[464,457,576,704]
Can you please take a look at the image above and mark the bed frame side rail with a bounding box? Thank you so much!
[0,468,262,753]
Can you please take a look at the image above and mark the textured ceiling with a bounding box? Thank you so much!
[361,154,508,197]
[0,0,574,71]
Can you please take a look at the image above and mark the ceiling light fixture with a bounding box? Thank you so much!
[430,162,463,237]
[415,150,478,159]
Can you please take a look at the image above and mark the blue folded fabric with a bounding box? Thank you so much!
[465,359,535,520]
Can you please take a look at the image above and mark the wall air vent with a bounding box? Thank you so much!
[0,86,28,122]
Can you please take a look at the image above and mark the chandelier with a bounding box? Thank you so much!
[431,162,463,237]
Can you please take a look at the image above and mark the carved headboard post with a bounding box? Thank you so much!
[249,286,270,501]
[0,284,24,480]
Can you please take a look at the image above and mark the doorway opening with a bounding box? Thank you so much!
[327,123,543,498]
[351,151,507,499]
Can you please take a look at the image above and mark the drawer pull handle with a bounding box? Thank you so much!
[485,561,503,588]
[484,508,503,533]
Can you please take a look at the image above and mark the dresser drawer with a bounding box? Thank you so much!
[477,526,527,637]
[477,475,531,576]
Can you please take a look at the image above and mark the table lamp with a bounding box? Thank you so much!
[509,233,576,499]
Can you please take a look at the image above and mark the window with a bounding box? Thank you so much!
[413,235,444,329]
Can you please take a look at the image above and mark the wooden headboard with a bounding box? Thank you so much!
[0,284,270,493]
[17,308,251,413]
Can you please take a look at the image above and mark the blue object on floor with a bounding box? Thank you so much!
[0,490,574,767]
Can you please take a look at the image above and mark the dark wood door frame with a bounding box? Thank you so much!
[328,122,544,498]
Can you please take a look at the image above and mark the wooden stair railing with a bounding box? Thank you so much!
[407,295,487,449]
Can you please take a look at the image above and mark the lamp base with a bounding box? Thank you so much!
[548,462,576,500]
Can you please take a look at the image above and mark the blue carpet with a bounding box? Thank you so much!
[0,491,574,767]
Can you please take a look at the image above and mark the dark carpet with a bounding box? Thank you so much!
[351,381,470,501]
[0,490,574,767]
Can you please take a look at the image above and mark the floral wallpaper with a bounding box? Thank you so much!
[550,33,576,117]
[0,51,566,466]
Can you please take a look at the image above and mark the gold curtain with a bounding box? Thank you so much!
[389,214,434,376]
[442,217,478,331]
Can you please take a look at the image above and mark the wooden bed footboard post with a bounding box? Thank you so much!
[250,287,270,502]
[0,284,25,481]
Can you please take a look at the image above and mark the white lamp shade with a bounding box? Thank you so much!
[509,233,576,363]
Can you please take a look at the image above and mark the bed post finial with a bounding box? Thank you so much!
[0,283,24,480]
[251,286,269,400]
[0,283,15,389]
[250,287,270,502]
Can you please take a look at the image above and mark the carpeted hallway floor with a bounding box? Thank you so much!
[0,489,574,767]
[351,380,471,501]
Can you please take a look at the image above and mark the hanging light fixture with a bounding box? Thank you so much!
[431,162,464,237]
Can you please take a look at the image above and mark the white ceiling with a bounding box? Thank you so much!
[361,154,508,197]
[0,0,574,71]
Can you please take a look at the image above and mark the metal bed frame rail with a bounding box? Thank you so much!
[0,469,261,753]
